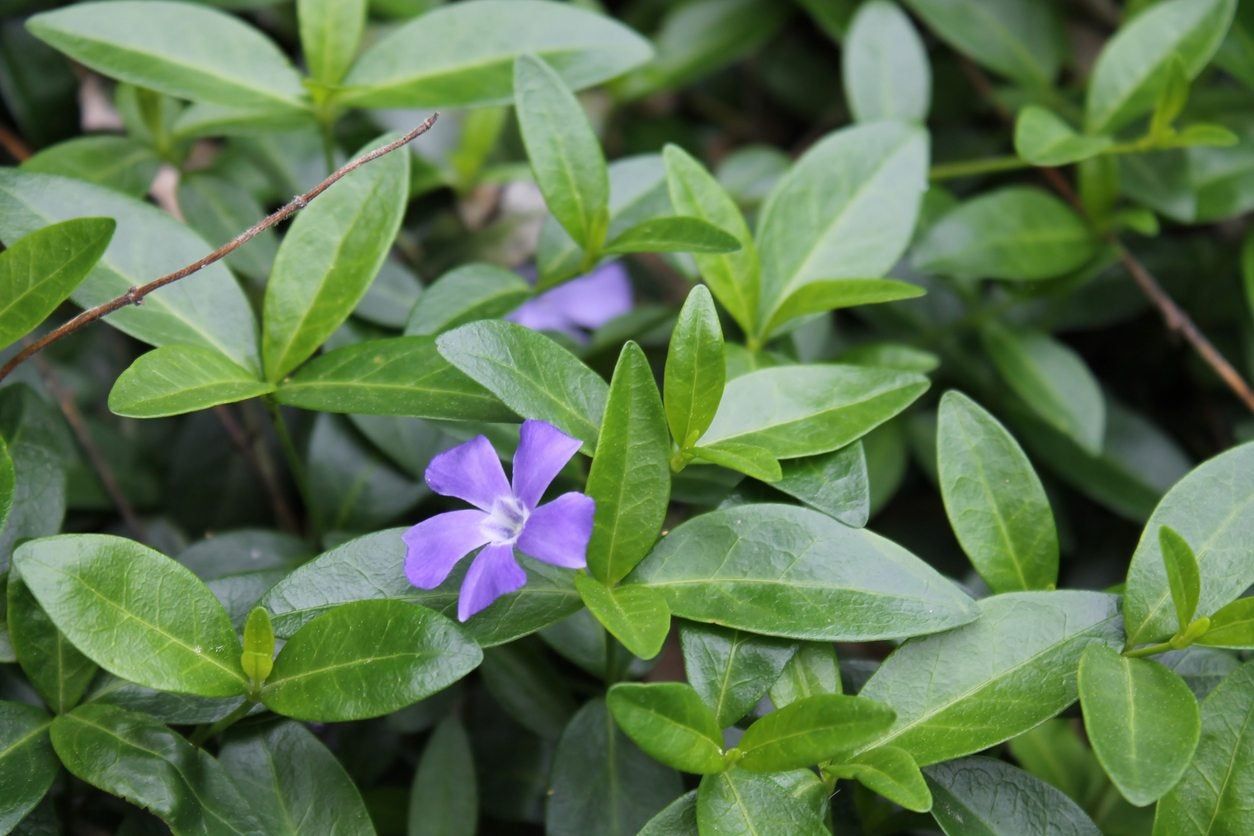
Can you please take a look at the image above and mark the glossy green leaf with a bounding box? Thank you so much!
[1197,597,1254,648]
[28,1,306,110]
[1014,106,1113,166]
[914,187,1097,282]
[514,54,608,250]
[437,320,608,449]
[638,790,698,836]
[14,534,247,697]
[1124,442,1254,646]
[1078,645,1200,806]
[219,720,374,835]
[108,344,273,419]
[298,0,365,86]
[827,746,932,813]
[1152,661,1254,835]
[607,682,725,774]
[263,134,410,381]
[663,144,759,334]
[664,285,725,452]
[0,216,113,350]
[926,756,1101,836]
[735,694,894,772]
[603,216,739,255]
[631,504,977,641]
[341,0,652,108]
[938,391,1059,593]
[843,1,930,123]
[7,567,96,714]
[260,599,480,722]
[680,622,796,727]
[699,364,928,459]
[0,701,56,833]
[50,703,264,834]
[764,278,925,336]
[575,575,670,661]
[23,136,160,197]
[770,642,841,709]
[773,443,870,528]
[409,717,477,836]
[404,264,531,337]
[696,769,828,835]
[1085,0,1236,134]
[1159,526,1201,631]
[240,606,274,689]
[858,591,1123,765]
[690,442,781,482]
[905,0,1063,87]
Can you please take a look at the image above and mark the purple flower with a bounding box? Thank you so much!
[507,261,633,341]
[403,420,595,621]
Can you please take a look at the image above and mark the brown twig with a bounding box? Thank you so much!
[0,123,32,162]
[0,114,440,385]
[213,405,300,534]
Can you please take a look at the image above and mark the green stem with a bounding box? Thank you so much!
[190,699,255,746]
[1123,641,1174,659]
[929,155,1032,181]
[264,397,319,543]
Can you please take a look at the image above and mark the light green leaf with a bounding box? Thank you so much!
[736,694,894,772]
[14,534,247,697]
[409,718,477,836]
[1124,441,1254,646]
[1014,106,1113,166]
[1197,598,1254,649]
[0,701,57,833]
[1085,0,1236,134]
[341,0,652,108]
[770,642,841,709]
[260,599,481,722]
[298,0,365,86]
[843,1,930,123]
[263,134,410,381]
[607,682,725,774]
[0,216,114,349]
[696,769,828,835]
[7,566,97,713]
[690,442,781,482]
[404,263,531,337]
[764,278,925,336]
[108,344,273,418]
[914,187,1097,282]
[575,575,670,661]
[1160,526,1201,632]
[827,746,932,813]
[904,0,1064,87]
[28,0,306,110]
[858,591,1123,766]
[773,443,870,528]
[240,607,274,689]
[926,756,1101,835]
[628,504,977,641]
[603,216,740,255]
[938,391,1059,593]
[22,136,160,197]
[1078,645,1200,806]
[664,285,725,453]
[680,622,796,727]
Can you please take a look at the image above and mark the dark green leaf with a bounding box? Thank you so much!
[0,701,56,834]
[843,0,930,123]
[607,682,725,774]
[177,173,277,281]
[0,386,69,577]
[7,566,96,713]
[827,746,932,812]
[1159,526,1201,632]
[772,443,870,527]
[109,345,273,418]
[638,790,698,836]
[736,694,894,772]
[479,643,575,739]
[404,264,531,337]
[770,642,841,709]
[0,437,12,536]
[680,622,796,727]
[926,756,1101,835]
[696,769,827,836]
[1014,106,1113,166]
[575,574,670,661]
[409,717,477,836]
[664,285,725,452]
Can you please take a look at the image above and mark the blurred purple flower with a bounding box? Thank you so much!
[403,420,594,621]
[507,261,633,340]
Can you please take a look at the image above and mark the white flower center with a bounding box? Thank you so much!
[481,495,529,545]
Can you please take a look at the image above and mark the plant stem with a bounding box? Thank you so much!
[190,699,255,746]
[1123,641,1174,659]
[264,397,319,544]
[929,155,1031,181]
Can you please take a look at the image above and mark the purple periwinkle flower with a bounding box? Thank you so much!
[507,260,633,341]
[403,420,595,621]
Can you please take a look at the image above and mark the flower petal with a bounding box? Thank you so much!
[545,261,633,330]
[517,491,594,569]
[512,419,583,509]
[403,509,491,589]
[458,542,526,621]
[507,294,579,337]
[425,435,511,511]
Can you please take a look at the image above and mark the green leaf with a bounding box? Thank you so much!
[607,682,725,774]
[0,701,57,834]
[773,443,870,528]
[274,336,513,422]
[514,54,608,250]
[1197,597,1254,649]
[50,704,264,834]
[757,122,928,329]
[0,171,261,371]
[663,144,759,335]
[1149,56,1190,141]
[1159,526,1201,632]
[938,391,1059,593]
[690,442,781,482]
[664,285,725,453]
[409,718,477,836]
[603,216,740,255]
[1153,661,1254,835]
[22,136,160,197]
[14,534,247,697]
[827,746,932,813]
[735,694,894,772]
[263,134,410,382]
[28,0,307,110]
[404,263,532,337]
[0,216,113,350]
[1123,441,1254,646]
[0,438,12,536]
[0,386,69,577]
[926,756,1101,836]
[914,187,1097,282]
[1014,106,1114,166]
[547,699,682,836]
[240,607,275,689]
[843,1,930,123]
[696,769,828,835]
[982,324,1105,453]
[479,643,575,739]
[639,790,698,836]
[1008,719,1108,807]
[220,720,374,835]
[177,173,277,281]
[680,622,796,727]
[586,342,670,583]
[341,0,652,108]
[699,364,929,459]
[1085,0,1236,134]
[7,566,96,713]
[904,0,1064,87]
[858,591,1123,766]
[260,599,480,722]
[764,278,925,336]
[629,504,977,641]
[437,320,608,449]
[298,0,365,86]
[1078,645,1200,806]
[770,642,841,709]
[108,344,273,419]
[575,575,670,660]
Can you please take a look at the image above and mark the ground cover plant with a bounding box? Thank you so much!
[0,0,1252,833]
